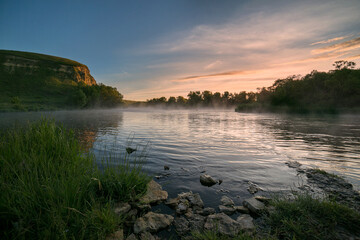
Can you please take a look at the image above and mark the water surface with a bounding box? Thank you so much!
[1,109,359,207]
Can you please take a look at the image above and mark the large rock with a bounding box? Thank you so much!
[174,217,190,235]
[187,192,204,209]
[198,207,216,216]
[235,206,250,214]
[237,214,255,232]
[176,199,189,215]
[200,174,217,187]
[204,213,241,237]
[133,212,174,234]
[188,214,206,232]
[165,197,180,209]
[139,180,168,205]
[243,198,265,214]
[220,196,234,207]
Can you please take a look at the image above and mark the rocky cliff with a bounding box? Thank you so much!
[0,50,96,86]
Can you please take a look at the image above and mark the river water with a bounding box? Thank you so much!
[1,109,359,207]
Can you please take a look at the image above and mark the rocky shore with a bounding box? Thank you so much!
[107,164,360,240]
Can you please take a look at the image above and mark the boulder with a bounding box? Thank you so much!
[236,214,255,232]
[187,192,204,209]
[188,214,206,232]
[220,196,234,207]
[204,213,241,237]
[139,180,168,205]
[114,202,131,216]
[200,174,217,187]
[198,207,216,216]
[133,212,174,234]
[254,196,271,204]
[176,199,189,215]
[165,197,180,209]
[219,205,236,215]
[247,181,261,194]
[285,161,302,168]
[243,198,265,214]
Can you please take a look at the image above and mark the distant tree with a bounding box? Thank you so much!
[202,90,213,106]
[187,91,202,106]
[176,96,187,105]
[333,60,356,70]
[167,96,176,105]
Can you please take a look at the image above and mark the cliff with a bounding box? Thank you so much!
[0,50,96,86]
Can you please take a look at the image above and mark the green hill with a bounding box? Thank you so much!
[0,50,123,111]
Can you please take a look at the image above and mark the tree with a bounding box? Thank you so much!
[333,60,356,70]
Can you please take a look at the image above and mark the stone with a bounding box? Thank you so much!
[114,202,131,216]
[187,192,204,209]
[133,212,174,234]
[165,197,180,209]
[218,179,223,185]
[176,199,189,215]
[198,207,216,216]
[164,165,170,170]
[139,180,168,205]
[200,174,217,187]
[126,147,137,154]
[139,232,159,240]
[234,206,250,214]
[174,216,190,235]
[127,209,138,221]
[247,181,261,194]
[254,196,271,204]
[219,205,236,215]
[285,161,302,168]
[204,213,241,237]
[126,233,137,240]
[236,214,255,232]
[106,229,124,240]
[243,198,265,215]
[188,214,206,232]
[135,203,151,212]
[220,196,234,207]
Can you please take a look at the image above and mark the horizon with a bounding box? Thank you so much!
[1,0,360,101]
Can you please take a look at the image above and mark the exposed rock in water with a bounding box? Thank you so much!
[285,161,302,168]
[254,196,271,204]
[174,216,190,235]
[247,181,262,194]
[236,214,255,232]
[126,147,137,154]
[164,165,170,170]
[187,214,206,232]
[235,205,250,214]
[139,180,168,205]
[133,212,174,234]
[198,207,216,216]
[219,205,236,215]
[220,195,235,207]
[165,197,180,209]
[187,192,204,209]
[200,174,217,187]
[114,202,131,216]
[176,199,189,215]
[204,213,242,237]
[243,197,265,215]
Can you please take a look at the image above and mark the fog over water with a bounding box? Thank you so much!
[1,108,359,207]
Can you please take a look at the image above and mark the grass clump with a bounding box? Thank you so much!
[0,119,150,239]
[191,230,256,240]
[311,168,343,179]
[265,194,360,240]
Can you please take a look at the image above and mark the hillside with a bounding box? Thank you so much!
[0,50,123,111]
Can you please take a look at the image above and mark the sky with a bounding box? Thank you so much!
[1,0,360,100]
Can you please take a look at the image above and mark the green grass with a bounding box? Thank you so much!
[265,193,360,240]
[310,168,343,179]
[0,119,150,239]
[0,50,85,66]
[191,230,258,240]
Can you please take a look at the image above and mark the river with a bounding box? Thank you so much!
[1,108,359,207]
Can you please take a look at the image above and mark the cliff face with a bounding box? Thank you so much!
[0,51,96,86]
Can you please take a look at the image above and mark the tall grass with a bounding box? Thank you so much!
[0,119,150,239]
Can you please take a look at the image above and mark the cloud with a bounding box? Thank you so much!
[310,35,351,45]
[312,37,360,54]
[176,70,256,82]
[346,54,360,60]
[204,60,222,70]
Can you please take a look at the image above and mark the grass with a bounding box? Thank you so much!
[310,168,343,179]
[265,193,360,240]
[191,230,258,240]
[0,119,150,239]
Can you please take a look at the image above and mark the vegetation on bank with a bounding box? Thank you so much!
[0,50,123,112]
[0,119,150,239]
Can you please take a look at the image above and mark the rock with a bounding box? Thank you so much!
[127,209,138,221]
[234,206,250,214]
[184,209,194,218]
[126,147,137,154]
[243,198,265,215]
[285,161,302,168]
[188,214,206,232]
[165,197,180,209]
[164,165,170,170]
[174,217,190,235]
[114,202,131,216]
[236,214,255,232]
[139,232,159,240]
[204,213,241,237]
[218,179,223,185]
[200,174,217,187]
[247,181,261,194]
[254,196,271,204]
[126,233,137,240]
[135,203,151,212]
[187,192,204,209]
[176,199,189,215]
[198,207,216,216]
[220,196,234,207]
[219,205,236,215]
[139,180,168,205]
[134,212,174,234]
[106,229,124,240]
